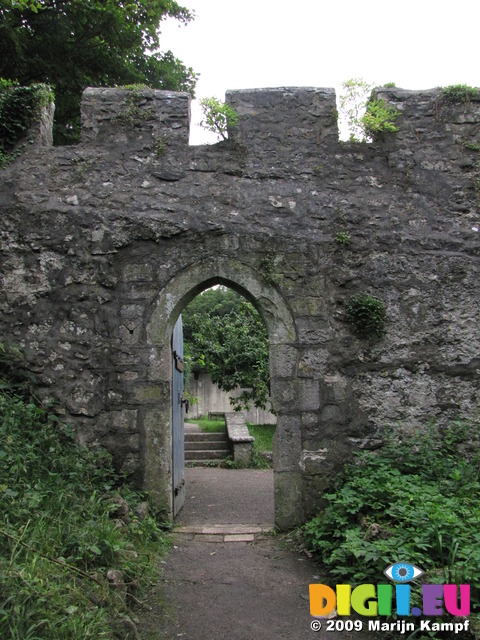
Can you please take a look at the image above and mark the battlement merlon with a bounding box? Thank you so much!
[226,87,339,148]
[80,87,191,149]
[371,86,480,147]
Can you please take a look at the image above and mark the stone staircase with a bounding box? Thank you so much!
[184,423,231,466]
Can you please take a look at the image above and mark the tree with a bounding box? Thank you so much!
[183,288,270,412]
[0,0,197,143]
[199,96,239,141]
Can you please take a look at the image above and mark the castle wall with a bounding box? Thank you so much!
[1,85,479,527]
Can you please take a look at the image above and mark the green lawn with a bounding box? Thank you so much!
[247,423,276,452]
[185,417,226,432]
[185,418,276,453]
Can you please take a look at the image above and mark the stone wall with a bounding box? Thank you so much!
[187,372,276,424]
[1,85,479,528]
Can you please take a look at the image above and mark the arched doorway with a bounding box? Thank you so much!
[178,285,275,523]
[144,257,300,529]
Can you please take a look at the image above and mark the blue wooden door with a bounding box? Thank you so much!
[172,316,185,517]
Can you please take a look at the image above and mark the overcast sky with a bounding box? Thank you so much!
[159,0,480,143]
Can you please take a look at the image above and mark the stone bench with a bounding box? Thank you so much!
[225,412,254,465]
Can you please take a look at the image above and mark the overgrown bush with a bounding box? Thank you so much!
[304,420,480,637]
[0,386,168,639]
[0,80,53,168]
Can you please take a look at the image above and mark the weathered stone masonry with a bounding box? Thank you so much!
[1,85,479,528]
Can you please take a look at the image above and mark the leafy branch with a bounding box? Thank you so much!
[199,97,239,141]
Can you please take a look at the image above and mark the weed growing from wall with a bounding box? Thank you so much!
[361,97,399,141]
[346,292,387,338]
[117,85,155,127]
[339,79,399,142]
[441,84,478,104]
[335,230,351,247]
[335,209,351,248]
[259,250,277,286]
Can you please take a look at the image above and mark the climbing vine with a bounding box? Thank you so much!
[0,80,53,168]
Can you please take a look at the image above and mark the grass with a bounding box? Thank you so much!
[247,423,276,452]
[0,384,169,639]
[185,417,226,432]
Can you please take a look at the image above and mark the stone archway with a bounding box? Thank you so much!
[144,256,300,528]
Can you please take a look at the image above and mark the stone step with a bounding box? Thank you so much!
[184,432,227,442]
[184,449,230,461]
[173,524,274,541]
[185,440,230,452]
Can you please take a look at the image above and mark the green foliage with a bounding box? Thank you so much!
[303,420,480,634]
[0,0,197,143]
[335,230,351,247]
[464,141,480,152]
[339,78,373,142]
[247,423,276,452]
[116,85,156,128]
[259,250,277,285]
[187,417,226,433]
[441,84,478,104]
[0,80,53,167]
[183,287,270,412]
[361,97,399,141]
[153,133,168,156]
[199,97,239,141]
[0,385,168,638]
[339,78,399,142]
[346,292,387,338]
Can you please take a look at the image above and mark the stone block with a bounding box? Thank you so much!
[274,471,304,530]
[273,414,302,472]
[298,379,321,411]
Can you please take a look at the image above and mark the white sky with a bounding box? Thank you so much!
[159,0,480,144]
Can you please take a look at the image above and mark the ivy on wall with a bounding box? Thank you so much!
[0,80,53,168]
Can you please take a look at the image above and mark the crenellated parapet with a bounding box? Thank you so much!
[12,83,480,160]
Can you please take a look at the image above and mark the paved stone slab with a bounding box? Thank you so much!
[175,524,272,535]
[223,534,255,542]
